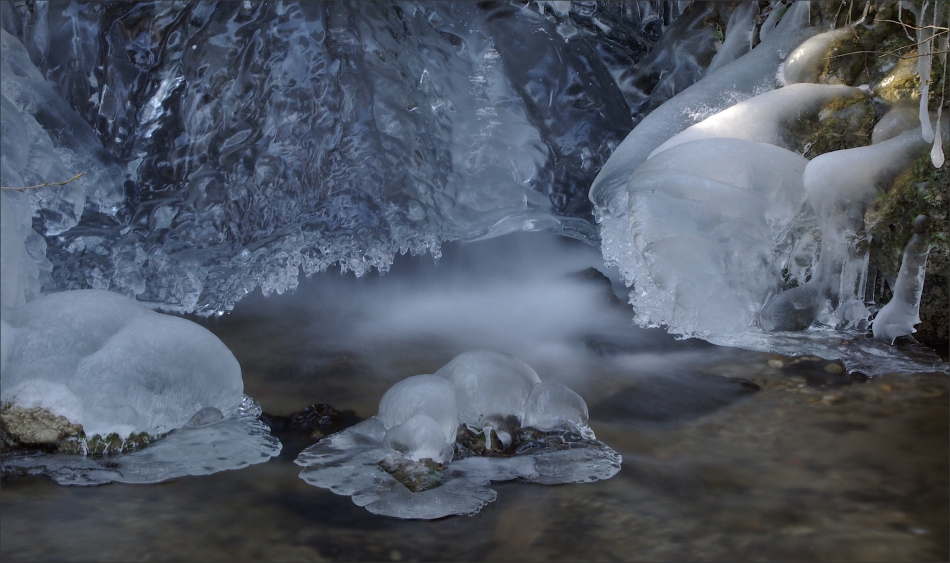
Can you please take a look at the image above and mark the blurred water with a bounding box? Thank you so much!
[2,233,947,561]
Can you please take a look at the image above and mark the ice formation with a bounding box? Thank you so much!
[295,350,620,519]
[590,2,948,372]
[0,2,702,315]
[3,289,243,438]
[0,289,281,484]
[872,215,933,344]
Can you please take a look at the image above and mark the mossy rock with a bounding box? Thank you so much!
[866,146,949,351]
[56,431,156,456]
[789,95,875,159]
[0,404,83,446]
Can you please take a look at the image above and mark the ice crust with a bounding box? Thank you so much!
[296,350,620,519]
[2,395,281,485]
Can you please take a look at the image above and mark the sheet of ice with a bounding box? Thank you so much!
[1,289,244,438]
[705,2,757,76]
[0,29,124,217]
[296,351,620,519]
[1,395,281,485]
[872,215,932,344]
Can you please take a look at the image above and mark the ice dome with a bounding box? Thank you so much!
[296,350,620,519]
[0,290,281,484]
[2,289,242,438]
[433,350,541,427]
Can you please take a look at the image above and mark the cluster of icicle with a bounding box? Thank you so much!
[590,1,947,364]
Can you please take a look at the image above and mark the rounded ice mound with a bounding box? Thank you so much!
[2,289,242,437]
[0,289,281,484]
[522,382,590,435]
[434,350,541,426]
[383,413,454,464]
[296,350,620,520]
[378,374,458,443]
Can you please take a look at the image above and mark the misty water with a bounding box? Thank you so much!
[2,1,950,560]
[3,233,948,561]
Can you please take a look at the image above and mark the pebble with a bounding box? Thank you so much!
[823,363,844,375]
[768,359,784,369]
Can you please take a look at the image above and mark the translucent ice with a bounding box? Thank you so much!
[296,350,620,519]
[2,289,243,438]
[434,350,541,428]
[872,216,932,344]
[2,396,281,486]
[760,130,931,332]
[589,1,816,213]
[377,374,458,444]
[649,84,867,158]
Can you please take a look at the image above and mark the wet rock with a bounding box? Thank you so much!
[0,405,82,446]
[260,403,360,440]
[567,267,624,306]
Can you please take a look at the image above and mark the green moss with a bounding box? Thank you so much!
[867,152,950,280]
[790,97,875,159]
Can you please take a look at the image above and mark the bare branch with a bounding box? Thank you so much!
[0,172,85,192]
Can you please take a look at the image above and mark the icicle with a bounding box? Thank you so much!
[872,215,932,344]
[918,1,935,143]
[931,8,948,168]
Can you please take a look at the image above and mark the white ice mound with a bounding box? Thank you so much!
[606,137,809,338]
[2,289,242,438]
[295,350,620,520]
[0,289,281,484]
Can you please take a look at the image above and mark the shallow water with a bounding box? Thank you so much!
[2,234,947,562]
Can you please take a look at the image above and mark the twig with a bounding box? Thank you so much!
[0,172,84,192]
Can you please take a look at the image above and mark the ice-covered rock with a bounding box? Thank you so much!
[589,1,817,213]
[434,350,541,428]
[872,215,932,344]
[0,289,281,484]
[760,130,931,332]
[296,350,620,519]
[2,289,243,438]
[648,84,867,158]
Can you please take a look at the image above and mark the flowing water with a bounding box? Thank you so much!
[2,233,947,562]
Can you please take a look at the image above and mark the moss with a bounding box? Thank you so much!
[866,148,950,350]
[795,98,876,159]
[56,431,156,456]
[377,456,446,493]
